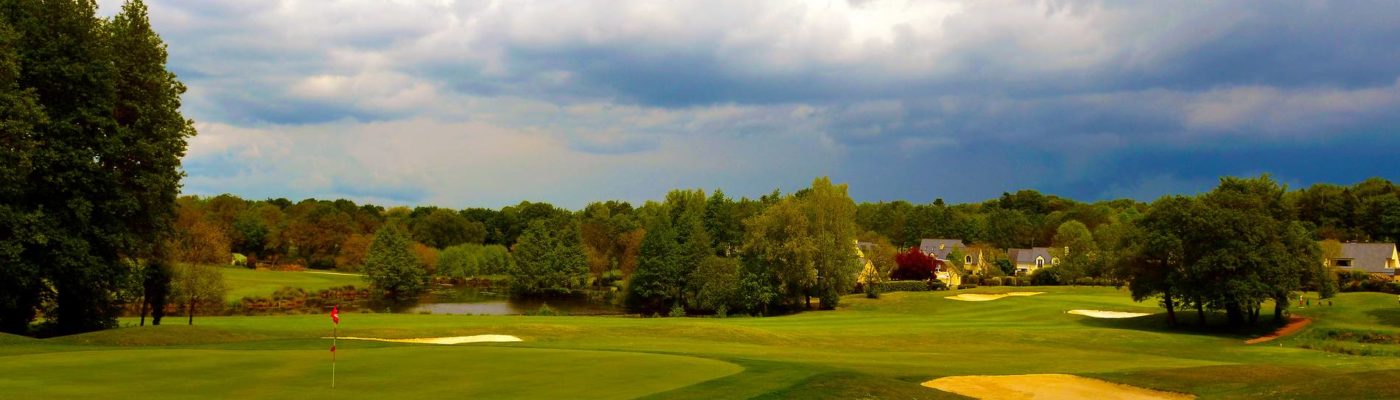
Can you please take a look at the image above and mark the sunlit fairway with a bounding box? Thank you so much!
[4,287,1400,399]
[217,266,365,301]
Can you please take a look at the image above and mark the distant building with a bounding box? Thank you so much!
[1326,242,1399,279]
[918,238,984,274]
[856,241,880,285]
[1008,247,1059,275]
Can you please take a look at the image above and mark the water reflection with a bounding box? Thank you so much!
[404,286,623,316]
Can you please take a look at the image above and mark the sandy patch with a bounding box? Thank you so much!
[303,271,364,277]
[945,292,1044,302]
[1068,310,1152,319]
[923,374,1193,400]
[1245,317,1312,345]
[330,335,522,345]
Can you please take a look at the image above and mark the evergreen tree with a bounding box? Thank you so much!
[363,225,427,301]
[509,217,588,296]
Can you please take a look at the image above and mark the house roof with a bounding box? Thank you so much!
[1334,242,1398,274]
[1009,247,1054,265]
[918,238,981,264]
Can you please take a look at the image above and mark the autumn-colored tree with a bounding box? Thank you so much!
[892,246,938,281]
[283,200,356,269]
[171,198,231,264]
[411,242,440,275]
[333,234,373,272]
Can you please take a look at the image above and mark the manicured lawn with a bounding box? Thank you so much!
[215,265,365,302]
[4,287,1400,398]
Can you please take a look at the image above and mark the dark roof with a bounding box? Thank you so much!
[1334,243,1398,274]
[919,238,980,264]
[1009,247,1054,265]
[857,241,876,254]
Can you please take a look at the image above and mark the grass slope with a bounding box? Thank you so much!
[4,287,1400,399]
[217,265,364,302]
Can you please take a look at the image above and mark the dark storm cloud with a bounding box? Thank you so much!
[108,0,1400,207]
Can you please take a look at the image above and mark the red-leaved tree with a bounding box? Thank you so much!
[892,246,941,281]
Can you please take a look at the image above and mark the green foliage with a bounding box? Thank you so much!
[509,217,588,296]
[363,225,428,301]
[668,303,686,317]
[626,190,713,313]
[875,280,935,293]
[742,178,860,310]
[140,259,173,326]
[1030,267,1063,286]
[688,256,741,313]
[412,209,485,249]
[864,283,881,298]
[172,264,226,325]
[436,244,479,278]
[994,259,1015,276]
[0,0,193,334]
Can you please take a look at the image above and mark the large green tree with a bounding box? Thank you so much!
[625,190,712,313]
[0,0,194,334]
[508,217,588,296]
[363,225,427,301]
[0,17,46,333]
[742,178,859,310]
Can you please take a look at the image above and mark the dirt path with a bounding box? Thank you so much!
[923,374,1194,400]
[1245,317,1312,345]
[945,292,1044,302]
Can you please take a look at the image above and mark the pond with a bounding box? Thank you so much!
[402,285,624,316]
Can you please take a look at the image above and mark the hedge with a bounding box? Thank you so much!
[876,280,940,293]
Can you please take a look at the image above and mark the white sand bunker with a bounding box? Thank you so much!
[1067,310,1151,319]
[330,335,522,345]
[924,374,1193,400]
[945,292,1044,302]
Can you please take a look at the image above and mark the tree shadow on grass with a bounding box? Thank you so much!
[1365,308,1400,328]
[1073,312,1286,340]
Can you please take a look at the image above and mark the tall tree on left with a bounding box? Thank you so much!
[0,0,195,334]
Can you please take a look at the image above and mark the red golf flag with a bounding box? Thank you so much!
[331,305,340,325]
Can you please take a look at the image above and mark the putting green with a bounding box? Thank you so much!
[0,345,740,399]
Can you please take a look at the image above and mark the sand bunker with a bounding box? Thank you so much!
[945,292,1044,302]
[330,335,522,345]
[1067,310,1152,319]
[923,374,1194,400]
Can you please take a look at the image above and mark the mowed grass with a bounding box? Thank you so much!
[4,287,1400,399]
[216,265,365,302]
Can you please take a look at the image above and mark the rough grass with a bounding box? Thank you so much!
[4,287,1400,399]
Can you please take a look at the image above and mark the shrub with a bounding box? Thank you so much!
[928,280,948,291]
[1030,268,1063,286]
[877,280,932,293]
[983,277,1002,287]
[865,283,882,299]
[669,303,686,317]
[1004,276,1019,287]
[528,303,563,316]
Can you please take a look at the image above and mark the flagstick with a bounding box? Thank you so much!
[332,323,338,389]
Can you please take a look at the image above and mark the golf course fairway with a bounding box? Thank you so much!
[3,286,1399,399]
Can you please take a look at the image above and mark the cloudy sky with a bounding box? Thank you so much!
[98,0,1400,209]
